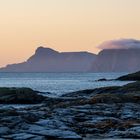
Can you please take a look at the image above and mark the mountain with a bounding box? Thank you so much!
[0,47,96,72]
[91,48,140,72]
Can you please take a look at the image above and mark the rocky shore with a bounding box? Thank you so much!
[0,72,140,139]
[117,71,140,81]
[0,87,44,104]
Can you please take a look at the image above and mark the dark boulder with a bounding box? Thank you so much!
[0,87,45,104]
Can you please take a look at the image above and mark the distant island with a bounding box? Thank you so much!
[92,48,140,72]
[1,39,140,72]
[0,47,96,72]
[91,39,140,72]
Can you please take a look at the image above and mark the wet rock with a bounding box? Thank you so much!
[4,133,37,140]
[26,124,82,139]
[62,86,120,98]
[128,126,140,134]
[0,127,10,135]
[35,119,70,130]
[96,78,107,81]
[88,92,140,104]
[0,81,140,139]
[108,129,140,138]
[23,114,40,123]
[29,129,82,140]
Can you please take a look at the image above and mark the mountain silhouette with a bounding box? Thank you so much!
[0,47,96,72]
[91,48,140,72]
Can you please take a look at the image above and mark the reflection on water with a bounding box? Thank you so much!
[0,72,131,96]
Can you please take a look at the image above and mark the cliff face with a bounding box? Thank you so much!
[0,47,96,72]
[91,48,140,72]
[2,46,140,73]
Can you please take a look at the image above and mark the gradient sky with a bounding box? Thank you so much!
[0,0,140,67]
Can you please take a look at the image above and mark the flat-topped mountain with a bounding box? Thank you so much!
[0,47,96,72]
[91,48,140,72]
[2,39,140,73]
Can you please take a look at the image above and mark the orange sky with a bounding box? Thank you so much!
[0,0,140,67]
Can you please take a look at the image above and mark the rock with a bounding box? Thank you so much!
[0,87,45,104]
[62,82,140,104]
[0,80,140,139]
[0,107,19,117]
[21,113,40,123]
[120,103,140,119]
[89,92,140,104]
[4,133,37,140]
[29,129,82,140]
[118,81,140,93]
[27,124,82,140]
[117,71,140,81]
[108,127,140,138]
[35,119,69,130]
[96,78,107,81]
[0,127,10,135]
[30,136,45,140]
[62,86,120,98]
[128,126,140,133]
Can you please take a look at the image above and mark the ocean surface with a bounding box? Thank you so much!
[0,72,131,96]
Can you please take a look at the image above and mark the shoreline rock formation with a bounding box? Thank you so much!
[117,71,140,81]
[0,87,45,104]
[0,76,140,139]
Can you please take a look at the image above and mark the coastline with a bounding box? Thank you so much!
[0,72,140,139]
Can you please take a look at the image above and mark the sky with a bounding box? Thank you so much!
[0,0,140,67]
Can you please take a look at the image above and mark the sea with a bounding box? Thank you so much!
[0,72,131,97]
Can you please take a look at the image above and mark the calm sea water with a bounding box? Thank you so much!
[0,72,130,96]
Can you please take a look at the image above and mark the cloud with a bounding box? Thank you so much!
[97,39,140,50]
